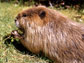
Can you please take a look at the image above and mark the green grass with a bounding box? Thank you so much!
[59,9,84,22]
[0,2,84,63]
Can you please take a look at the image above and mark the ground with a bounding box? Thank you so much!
[0,2,84,63]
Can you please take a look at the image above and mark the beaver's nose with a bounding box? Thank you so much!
[15,19,17,22]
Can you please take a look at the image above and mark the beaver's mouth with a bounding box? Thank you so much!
[15,28,24,37]
[18,27,25,35]
[15,23,24,36]
[15,20,24,34]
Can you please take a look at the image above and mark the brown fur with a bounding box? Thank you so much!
[14,6,84,63]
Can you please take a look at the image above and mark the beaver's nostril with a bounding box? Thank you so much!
[15,19,17,22]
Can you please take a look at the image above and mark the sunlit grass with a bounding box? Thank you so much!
[59,8,84,22]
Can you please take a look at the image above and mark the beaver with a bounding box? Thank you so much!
[13,6,84,63]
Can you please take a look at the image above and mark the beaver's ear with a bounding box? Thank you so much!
[39,10,46,19]
[82,34,84,40]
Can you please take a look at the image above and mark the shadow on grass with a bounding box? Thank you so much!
[3,35,53,63]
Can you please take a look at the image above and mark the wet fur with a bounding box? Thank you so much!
[15,6,84,63]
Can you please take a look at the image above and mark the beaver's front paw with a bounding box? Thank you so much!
[11,30,23,39]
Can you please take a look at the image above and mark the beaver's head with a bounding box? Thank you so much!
[14,6,53,32]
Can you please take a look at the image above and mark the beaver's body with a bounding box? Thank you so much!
[14,6,84,63]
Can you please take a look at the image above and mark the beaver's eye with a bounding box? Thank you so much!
[22,13,27,17]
